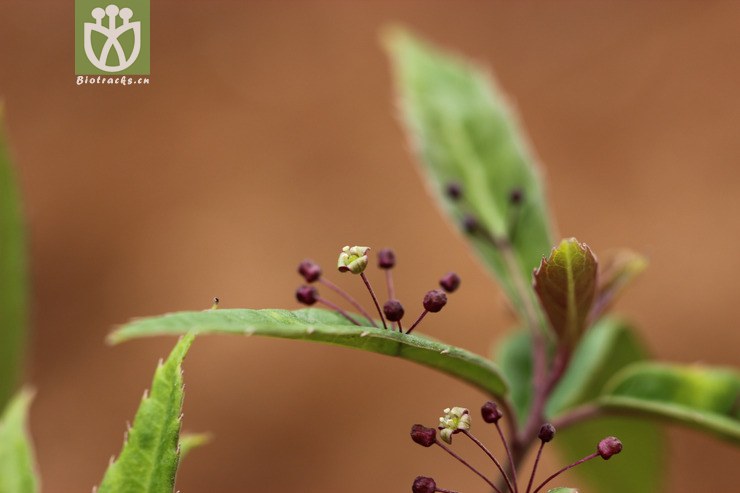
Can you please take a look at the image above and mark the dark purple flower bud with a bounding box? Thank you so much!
[538,423,556,443]
[295,285,318,305]
[509,188,524,205]
[298,260,322,283]
[439,272,461,293]
[597,436,623,460]
[412,476,437,493]
[462,214,479,234]
[481,401,503,424]
[423,290,447,313]
[383,299,405,322]
[445,182,463,201]
[410,424,436,447]
[378,248,396,269]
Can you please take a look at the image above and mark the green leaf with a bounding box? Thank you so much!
[533,238,597,347]
[547,488,578,493]
[97,334,194,493]
[496,330,533,424]
[384,28,553,313]
[178,432,211,461]
[110,308,508,399]
[600,362,740,443]
[547,318,664,493]
[547,317,648,417]
[0,389,40,493]
[591,249,647,320]
[0,106,29,410]
[556,416,663,493]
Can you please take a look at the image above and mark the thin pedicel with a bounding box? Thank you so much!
[412,404,622,493]
[295,246,460,336]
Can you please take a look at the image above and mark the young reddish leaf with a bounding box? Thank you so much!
[533,238,598,347]
[590,249,647,321]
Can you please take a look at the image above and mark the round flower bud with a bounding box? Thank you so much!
[383,299,405,322]
[337,245,370,274]
[377,248,396,269]
[298,260,322,283]
[463,214,479,234]
[412,476,437,493]
[438,407,470,444]
[445,182,463,201]
[295,285,318,306]
[597,436,623,460]
[481,401,503,424]
[423,290,447,313]
[410,424,436,447]
[509,188,524,205]
[439,272,461,293]
[538,423,556,443]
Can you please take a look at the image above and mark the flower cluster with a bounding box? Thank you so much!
[410,402,622,493]
[295,246,460,334]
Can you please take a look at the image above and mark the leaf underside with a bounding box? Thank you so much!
[600,362,740,443]
[0,108,29,410]
[110,308,508,399]
[385,28,553,315]
[0,389,39,493]
[96,334,194,493]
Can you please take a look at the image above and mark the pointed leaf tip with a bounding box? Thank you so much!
[534,238,598,348]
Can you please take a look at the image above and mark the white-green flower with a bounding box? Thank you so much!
[337,245,370,274]
[438,406,471,444]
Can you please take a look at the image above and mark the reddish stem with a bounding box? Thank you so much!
[405,310,428,334]
[319,277,376,327]
[434,441,502,493]
[360,272,387,330]
[317,297,360,326]
[531,452,599,493]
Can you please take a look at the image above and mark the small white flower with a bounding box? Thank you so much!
[438,406,470,444]
[337,245,370,274]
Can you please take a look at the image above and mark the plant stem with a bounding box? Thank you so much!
[436,488,461,493]
[531,452,599,493]
[495,421,518,492]
[385,269,395,300]
[463,431,516,493]
[525,441,545,493]
[550,404,602,431]
[435,441,502,493]
[316,297,360,326]
[406,310,428,334]
[360,272,387,330]
[319,277,376,327]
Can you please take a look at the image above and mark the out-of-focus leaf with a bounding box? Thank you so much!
[600,362,740,443]
[547,488,578,493]
[96,334,194,493]
[590,249,647,321]
[0,389,39,493]
[384,28,553,315]
[496,330,533,424]
[547,317,648,417]
[545,319,663,493]
[556,416,663,493]
[110,308,509,399]
[178,432,211,461]
[533,238,597,347]
[0,107,28,410]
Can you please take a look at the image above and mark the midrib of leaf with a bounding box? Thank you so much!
[143,373,179,492]
[110,308,509,399]
[563,245,578,341]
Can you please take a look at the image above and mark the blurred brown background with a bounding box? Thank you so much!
[1,1,740,492]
